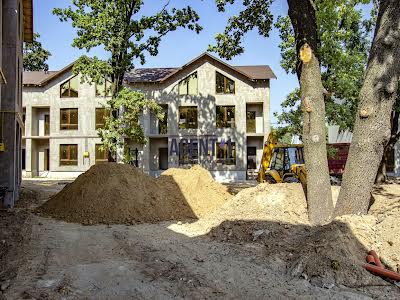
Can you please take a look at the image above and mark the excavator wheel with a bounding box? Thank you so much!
[264,174,277,184]
[282,177,300,183]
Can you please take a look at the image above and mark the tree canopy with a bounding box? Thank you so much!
[23,33,52,71]
[275,0,376,138]
[209,0,376,138]
[53,0,202,158]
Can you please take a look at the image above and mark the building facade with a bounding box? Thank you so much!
[23,53,275,181]
[0,0,33,207]
[23,63,108,178]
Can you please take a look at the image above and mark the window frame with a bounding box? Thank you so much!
[158,105,168,134]
[216,71,235,94]
[95,79,113,98]
[246,111,256,133]
[95,108,107,129]
[178,72,198,95]
[216,141,236,165]
[60,76,79,98]
[95,144,108,164]
[216,105,235,128]
[179,142,199,165]
[60,108,79,130]
[59,144,78,166]
[178,106,198,129]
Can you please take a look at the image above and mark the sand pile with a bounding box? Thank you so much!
[159,166,231,218]
[210,183,309,224]
[206,183,400,288]
[39,163,231,224]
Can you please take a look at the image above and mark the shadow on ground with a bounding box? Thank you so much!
[1,180,399,299]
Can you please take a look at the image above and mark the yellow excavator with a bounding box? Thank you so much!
[257,133,307,186]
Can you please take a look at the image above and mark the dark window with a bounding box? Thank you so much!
[216,72,235,94]
[45,114,50,135]
[95,108,107,129]
[159,105,168,134]
[179,72,198,95]
[60,76,79,98]
[247,147,257,170]
[22,148,26,170]
[216,141,236,165]
[95,144,108,164]
[216,106,235,128]
[60,144,78,166]
[22,114,26,136]
[95,79,113,97]
[247,111,256,133]
[159,148,169,170]
[179,142,199,165]
[179,106,198,129]
[60,108,78,130]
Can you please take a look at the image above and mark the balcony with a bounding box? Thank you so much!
[246,103,264,134]
[32,107,50,137]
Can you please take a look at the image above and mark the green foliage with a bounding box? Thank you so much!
[273,89,303,138]
[208,0,274,59]
[276,0,376,136]
[23,33,51,71]
[327,145,338,159]
[54,0,202,155]
[98,88,164,157]
[271,126,294,144]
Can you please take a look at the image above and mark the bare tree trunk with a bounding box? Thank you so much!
[335,0,400,216]
[287,0,333,225]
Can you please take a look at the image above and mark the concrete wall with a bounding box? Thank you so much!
[23,71,107,178]
[129,55,271,181]
[0,0,24,206]
[23,55,271,181]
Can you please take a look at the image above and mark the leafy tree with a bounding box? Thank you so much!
[53,0,202,160]
[23,33,52,71]
[335,0,400,216]
[98,88,164,158]
[211,0,333,224]
[274,0,375,137]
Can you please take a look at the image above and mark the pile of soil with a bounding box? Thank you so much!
[206,183,400,289]
[159,166,231,218]
[215,183,309,223]
[39,163,230,225]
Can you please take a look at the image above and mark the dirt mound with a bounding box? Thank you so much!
[207,183,399,289]
[159,166,231,218]
[39,163,230,225]
[210,183,309,224]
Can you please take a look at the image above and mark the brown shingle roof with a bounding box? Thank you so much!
[23,71,58,86]
[24,53,276,87]
[124,68,178,83]
[234,65,277,80]
[125,53,276,83]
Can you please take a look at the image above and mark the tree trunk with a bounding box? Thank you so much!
[287,0,333,225]
[376,109,399,184]
[334,0,400,216]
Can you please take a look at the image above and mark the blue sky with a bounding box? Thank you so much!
[33,0,298,124]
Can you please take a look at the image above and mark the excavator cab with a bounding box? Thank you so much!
[267,146,305,183]
[257,133,307,185]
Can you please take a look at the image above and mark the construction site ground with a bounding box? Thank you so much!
[1,177,400,300]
